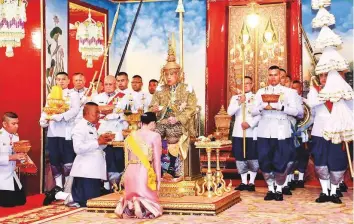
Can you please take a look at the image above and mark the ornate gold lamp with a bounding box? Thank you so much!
[0,0,28,57]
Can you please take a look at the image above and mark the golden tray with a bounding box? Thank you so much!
[110,141,124,147]
[194,140,231,149]
[43,107,67,115]
[47,98,66,108]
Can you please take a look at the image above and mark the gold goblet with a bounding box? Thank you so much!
[261,94,280,110]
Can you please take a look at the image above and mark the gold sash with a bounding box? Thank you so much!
[125,132,157,191]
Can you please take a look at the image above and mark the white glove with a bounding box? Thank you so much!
[39,118,49,128]
[118,113,126,121]
[105,113,120,120]
[270,102,283,111]
[81,96,88,104]
[261,103,268,110]
[51,114,64,122]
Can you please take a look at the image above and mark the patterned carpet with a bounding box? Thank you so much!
[32,187,353,224]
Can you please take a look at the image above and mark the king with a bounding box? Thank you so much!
[149,35,197,178]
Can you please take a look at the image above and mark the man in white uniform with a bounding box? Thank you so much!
[0,112,27,207]
[40,72,80,192]
[93,76,128,191]
[71,73,88,125]
[44,102,113,207]
[131,75,152,112]
[227,76,260,191]
[252,65,302,201]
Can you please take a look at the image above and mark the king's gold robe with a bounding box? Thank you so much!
[149,83,197,160]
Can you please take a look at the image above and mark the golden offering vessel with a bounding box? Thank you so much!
[214,106,231,140]
[99,105,115,115]
[261,94,280,110]
[13,140,38,174]
[43,86,69,117]
[13,140,31,154]
[122,109,144,137]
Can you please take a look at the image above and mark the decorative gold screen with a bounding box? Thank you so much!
[227,3,287,102]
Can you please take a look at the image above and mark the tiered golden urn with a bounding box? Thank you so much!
[43,86,69,118]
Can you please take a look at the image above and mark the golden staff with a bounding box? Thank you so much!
[239,22,251,158]
[176,0,185,82]
[84,71,98,97]
[96,3,121,90]
[345,141,354,178]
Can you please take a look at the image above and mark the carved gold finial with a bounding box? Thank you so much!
[214,105,231,140]
[216,105,228,116]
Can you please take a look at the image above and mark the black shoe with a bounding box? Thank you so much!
[330,194,342,204]
[315,193,329,203]
[100,187,112,196]
[336,188,343,197]
[288,181,296,190]
[339,182,348,192]
[282,186,292,195]
[43,186,63,206]
[296,180,305,188]
[234,183,248,191]
[247,184,255,192]
[167,168,176,178]
[264,191,275,201]
[274,191,283,201]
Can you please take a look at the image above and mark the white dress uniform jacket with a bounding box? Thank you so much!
[39,88,80,140]
[227,92,260,138]
[0,128,21,191]
[288,89,304,128]
[71,87,88,125]
[252,84,302,139]
[133,91,152,112]
[92,91,128,140]
[307,86,331,138]
[70,119,107,180]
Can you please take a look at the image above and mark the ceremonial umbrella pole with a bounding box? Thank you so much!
[239,22,251,159]
[96,3,121,90]
[345,141,354,178]
[176,0,185,82]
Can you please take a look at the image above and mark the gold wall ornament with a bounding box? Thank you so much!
[75,9,104,68]
[259,17,285,64]
[227,3,287,100]
[262,17,277,44]
[0,0,28,57]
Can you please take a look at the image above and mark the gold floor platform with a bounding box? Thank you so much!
[86,190,241,216]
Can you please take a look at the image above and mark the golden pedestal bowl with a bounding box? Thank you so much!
[261,94,280,110]
[13,140,31,153]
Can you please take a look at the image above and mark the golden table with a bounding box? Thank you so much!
[195,141,233,198]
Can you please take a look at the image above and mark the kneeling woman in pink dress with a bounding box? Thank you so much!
[115,112,163,219]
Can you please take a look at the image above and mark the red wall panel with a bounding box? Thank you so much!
[0,0,43,195]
